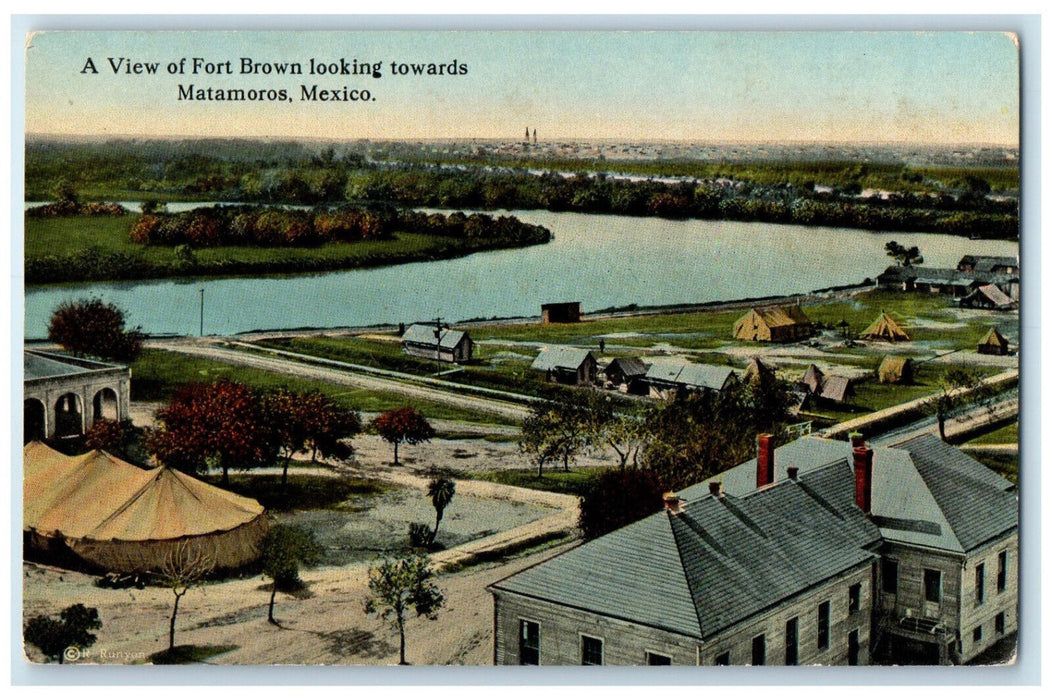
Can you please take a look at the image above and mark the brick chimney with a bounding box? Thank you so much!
[787,466,799,480]
[756,433,775,488]
[708,481,722,497]
[849,432,864,448]
[853,444,874,513]
[663,492,684,514]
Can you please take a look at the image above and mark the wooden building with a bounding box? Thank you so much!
[400,324,474,363]
[603,357,649,394]
[960,284,1016,311]
[733,305,813,343]
[531,347,597,386]
[490,434,1017,666]
[541,302,583,324]
[645,360,738,399]
[797,364,854,406]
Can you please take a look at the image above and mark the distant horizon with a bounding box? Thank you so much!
[24,132,1020,151]
[24,31,1019,147]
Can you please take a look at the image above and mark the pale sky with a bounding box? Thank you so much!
[23,31,1020,145]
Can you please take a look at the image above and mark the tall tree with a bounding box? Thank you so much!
[925,369,996,440]
[884,240,924,267]
[364,555,445,665]
[261,525,322,625]
[24,604,102,664]
[518,392,593,475]
[579,469,666,540]
[426,477,456,545]
[147,380,274,486]
[47,297,144,362]
[369,407,434,465]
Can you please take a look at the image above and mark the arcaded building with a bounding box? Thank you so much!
[23,349,131,442]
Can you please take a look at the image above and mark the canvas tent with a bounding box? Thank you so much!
[861,312,910,342]
[877,356,914,384]
[23,442,268,573]
[977,327,1010,356]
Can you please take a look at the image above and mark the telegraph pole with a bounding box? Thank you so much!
[199,288,205,336]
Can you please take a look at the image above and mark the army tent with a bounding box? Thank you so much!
[23,442,267,573]
[861,312,910,342]
[877,356,914,384]
[977,327,1010,356]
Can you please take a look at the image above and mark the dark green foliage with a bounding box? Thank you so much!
[885,240,924,267]
[579,469,666,540]
[408,522,432,548]
[261,524,323,624]
[364,555,445,665]
[24,604,102,663]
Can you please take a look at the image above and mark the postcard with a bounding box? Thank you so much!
[20,27,1021,671]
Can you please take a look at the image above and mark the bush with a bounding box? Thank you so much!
[408,522,432,548]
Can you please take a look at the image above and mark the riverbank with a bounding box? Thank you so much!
[24,213,550,286]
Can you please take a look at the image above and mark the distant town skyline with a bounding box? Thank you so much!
[24,31,1020,146]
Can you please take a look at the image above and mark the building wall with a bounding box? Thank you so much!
[877,543,962,630]
[958,531,1018,662]
[492,560,874,666]
[24,366,131,439]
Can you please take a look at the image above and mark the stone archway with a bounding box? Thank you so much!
[54,393,83,438]
[24,398,46,443]
[93,387,120,423]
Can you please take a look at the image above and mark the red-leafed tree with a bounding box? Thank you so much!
[369,407,435,466]
[262,389,361,487]
[147,380,274,485]
[47,298,144,362]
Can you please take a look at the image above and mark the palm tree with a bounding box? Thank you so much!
[427,477,456,545]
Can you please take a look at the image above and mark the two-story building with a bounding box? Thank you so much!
[489,433,1017,666]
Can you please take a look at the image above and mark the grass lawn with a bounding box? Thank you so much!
[966,420,1019,446]
[206,468,391,512]
[25,214,543,284]
[467,466,607,497]
[131,347,517,426]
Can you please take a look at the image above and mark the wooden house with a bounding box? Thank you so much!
[531,347,597,386]
[977,327,1010,356]
[798,364,854,406]
[960,284,1016,311]
[490,434,1017,666]
[604,357,649,394]
[541,302,582,324]
[645,360,738,399]
[401,324,474,363]
[733,305,813,343]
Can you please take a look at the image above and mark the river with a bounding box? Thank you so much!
[23,209,1018,338]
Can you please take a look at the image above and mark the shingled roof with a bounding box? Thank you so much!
[493,435,1017,640]
[401,324,468,350]
[646,360,737,392]
[531,347,594,372]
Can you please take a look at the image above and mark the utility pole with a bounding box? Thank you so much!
[433,315,443,361]
[199,288,205,337]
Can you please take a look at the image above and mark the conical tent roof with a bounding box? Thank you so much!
[23,443,267,572]
[979,327,1008,349]
[861,312,910,342]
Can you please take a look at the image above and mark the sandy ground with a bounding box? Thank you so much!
[22,540,578,666]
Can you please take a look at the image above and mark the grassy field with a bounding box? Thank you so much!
[464,466,608,497]
[24,214,545,285]
[130,347,516,426]
[966,420,1019,446]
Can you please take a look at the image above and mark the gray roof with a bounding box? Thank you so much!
[493,457,879,640]
[401,324,468,350]
[24,350,122,381]
[531,347,595,372]
[605,357,648,379]
[493,435,1016,639]
[646,360,737,391]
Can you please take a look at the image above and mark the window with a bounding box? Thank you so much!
[995,612,1006,635]
[785,617,798,666]
[817,601,830,650]
[975,563,985,605]
[882,559,898,595]
[849,583,862,613]
[714,651,731,666]
[646,651,671,666]
[997,551,1008,593]
[751,634,766,666]
[848,629,860,666]
[973,626,983,643]
[581,636,603,666]
[924,569,942,604]
[519,620,539,666]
